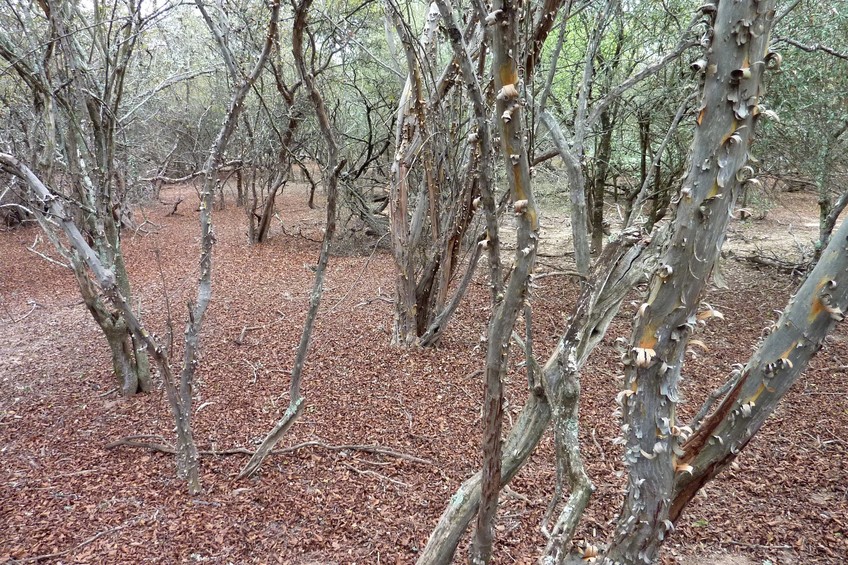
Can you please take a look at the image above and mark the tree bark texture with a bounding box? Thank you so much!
[671,211,848,521]
[469,1,540,561]
[0,153,200,493]
[605,2,777,563]
[386,1,442,345]
[0,0,151,396]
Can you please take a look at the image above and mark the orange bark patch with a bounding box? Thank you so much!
[780,342,797,360]
[808,279,829,323]
[638,333,658,350]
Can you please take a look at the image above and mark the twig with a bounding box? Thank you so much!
[691,369,743,431]
[590,427,606,462]
[531,270,582,281]
[723,540,793,550]
[133,219,160,236]
[340,461,409,488]
[51,468,104,479]
[328,232,389,313]
[6,300,41,323]
[502,485,531,503]
[104,434,167,447]
[236,325,264,345]
[244,359,262,383]
[354,294,394,307]
[105,437,433,465]
[280,223,322,243]
[27,235,71,269]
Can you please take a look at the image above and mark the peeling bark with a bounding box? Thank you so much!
[469,1,540,561]
[671,214,848,521]
[605,2,777,562]
[418,229,660,564]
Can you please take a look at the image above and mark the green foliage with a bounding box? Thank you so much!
[759,1,848,199]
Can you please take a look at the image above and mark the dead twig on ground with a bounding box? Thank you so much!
[4,299,42,323]
[340,461,409,488]
[531,270,581,282]
[235,325,264,345]
[502,485,531,504]
[731,247,812,277]
[104,437,434,465]
[354,293,393,308]
[328,232,389,313]
[162,196,184,216]
[279,222,322,243]
[723,540,793,551]
[133,219,160,236]
[244,359,262,383]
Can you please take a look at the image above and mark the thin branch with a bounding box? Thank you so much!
[340,461,410,487]
[773,0,803,28]
[327,232,389,313]
[105,437,433,465]
[120,67,218,123]
[776,36,848,61]
[586,17,700,129]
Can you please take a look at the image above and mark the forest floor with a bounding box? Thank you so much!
[1,184,846,565]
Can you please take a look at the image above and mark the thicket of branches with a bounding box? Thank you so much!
[2,0,847,563]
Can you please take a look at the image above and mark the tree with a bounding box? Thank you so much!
[0,0,152,395]
[238,0,347,479]
[385,0,485,346]
[384,0,581,346]
[0,0,281,494]
[416,1,848,563]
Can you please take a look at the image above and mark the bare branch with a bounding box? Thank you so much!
[776,36,848,61]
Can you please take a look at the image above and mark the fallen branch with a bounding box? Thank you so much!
[328,232,389,313]
[105,437,433,466]
[732,248,812,276]
[340,461,409,488]
[723,540,794,551]
[531,270,581,281]
[235,325,264,345]
[5,300,42,323]
[28,233,71,270]
[133,219,160,236]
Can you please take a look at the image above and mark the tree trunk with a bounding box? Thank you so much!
[72,260,150,395]
[591,110,613,253]
[238,0,344,479]
[469,2,540,561]
[604,2,777,562]
[417,229,660,564]
[670,212,848,521]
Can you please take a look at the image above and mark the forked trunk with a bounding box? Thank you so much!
[605,2,777,562]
